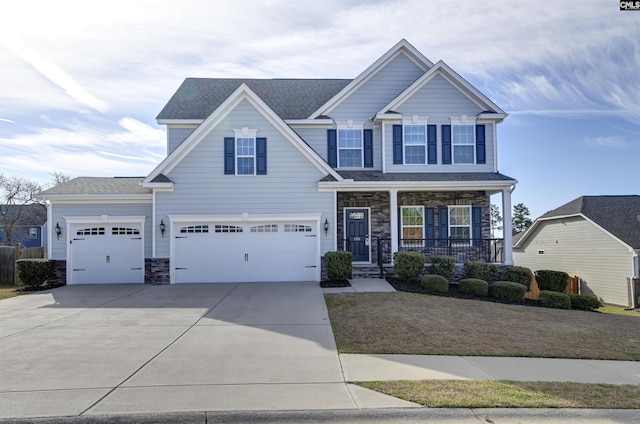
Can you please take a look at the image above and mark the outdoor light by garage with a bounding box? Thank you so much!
[55,222,62,240]
[159,220,166,237]
[324,219,329,235]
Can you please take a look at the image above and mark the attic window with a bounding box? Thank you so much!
[538,249,545,255]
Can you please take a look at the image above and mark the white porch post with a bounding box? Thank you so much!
[502,186,514,265]
[390,189,398,255]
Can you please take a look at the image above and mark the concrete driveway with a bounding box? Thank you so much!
[0,283,411,419]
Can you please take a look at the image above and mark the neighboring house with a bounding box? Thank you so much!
[0,204,47,248]
[513,195,640,307]
[38,40,517,285]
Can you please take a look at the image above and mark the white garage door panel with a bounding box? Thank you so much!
[71,225,143,284]
[174,221,318,283]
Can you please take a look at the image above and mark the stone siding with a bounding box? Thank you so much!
[145,258,170,284]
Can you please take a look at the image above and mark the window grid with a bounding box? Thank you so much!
[215,225,243,233]
[112,227,140,235]
[236,137,255,175]
[337,129,363,168]
[452,124,474,164]
[284,224,312,233]
[401,206,424,247]
[76,227,105,236]
[449,206,471,245]
[250,224,278,233]
[180,225,209,234]
[404,125,426,164]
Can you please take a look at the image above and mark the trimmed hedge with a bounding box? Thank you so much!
[458,278,489,297]
[325,251,352,282]
[539,290,571,309]
[489,281,527,304]
[394,251,425,282]
[428,255,456,280]
[16,259,55,287]
[421,275,449,293]
[463,261,499,282]
[568,294,602,311]
[502,266,533,290]
[535,270,569,292]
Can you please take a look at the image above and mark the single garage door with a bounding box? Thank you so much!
[69,224,144,284]
[173,221,318,283]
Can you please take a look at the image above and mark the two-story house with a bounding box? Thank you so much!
[38,40,517,285]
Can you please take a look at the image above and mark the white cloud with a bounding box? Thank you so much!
[585,136,629,149]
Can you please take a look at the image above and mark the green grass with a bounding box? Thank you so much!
[597,306,640,317]
[357,380,640,408]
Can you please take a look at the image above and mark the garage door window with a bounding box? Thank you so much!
[180,225,209,234]
[112,227,140,235]
[284,224,312,233]
[250,224,278,233]
[215,225,243,233]
[77,227,105,236]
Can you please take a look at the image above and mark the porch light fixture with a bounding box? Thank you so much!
[323,219,329,236]
[159,220,166,238]
[55,222,62,240]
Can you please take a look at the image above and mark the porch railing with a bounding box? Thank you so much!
[376,238,504,275]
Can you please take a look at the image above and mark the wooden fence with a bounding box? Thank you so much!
[524,275,580,300]
[0,244,45,285]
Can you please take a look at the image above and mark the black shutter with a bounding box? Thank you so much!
[439,206,448,246]
[475,125,486,164]
[427,124,437,164]
[392,125,403,164]
[472,206,483,246]
[425,207,435,246]
[327,129,337,167]
[224,137,235,175]
[256,137,267,175]
[442,125,451,164]
[363,129,373,168]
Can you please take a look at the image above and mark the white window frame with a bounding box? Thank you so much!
[450,117,476,165]
[403,124,427,165]
[400,206,424,247]
[234,128,258,175]
[337,126,364,168]
[448,206,472,245]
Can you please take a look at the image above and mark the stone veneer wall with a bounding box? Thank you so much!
[49,260,67,286]
[145,258,170,284]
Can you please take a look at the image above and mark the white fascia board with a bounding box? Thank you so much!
[379,61,506,116]
[318,179,516,193]
[168,213,322,223]
[308,40,433,119]
[63,215,147,224]
[145,84,343,183]
[285,119,334,126]
[478,113,508,121]
[374,113,403,121]
[141,182,174,190]
[156,119,204,125]
[42,194,152,202]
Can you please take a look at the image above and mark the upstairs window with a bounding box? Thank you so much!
[403,125,426,164]
[236,137,255,175]
[452,124,475,164]
[224,129,267,175]
[337,128,363,168]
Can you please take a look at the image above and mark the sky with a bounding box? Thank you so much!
[0,0,639,220]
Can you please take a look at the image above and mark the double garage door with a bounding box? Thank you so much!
[173,220,319,283]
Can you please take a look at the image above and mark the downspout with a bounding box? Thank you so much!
[630,251,639,309]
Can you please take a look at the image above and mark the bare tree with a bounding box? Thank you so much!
[48,171,72,188]
[490,203,503,237]
[0,174,43,245]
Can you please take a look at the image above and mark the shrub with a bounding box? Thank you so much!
[539,290,571,309]
[16,259,55,287]
[568,294,602,311]
[502,266,533,290]
[325,251,352,282]
[535,270,569,292]
[421,275,449,293]
[458,278,489,297]
[489,281,527,304]
[463,261,499,282]
[394,251,425,282]
[428,255,456,280]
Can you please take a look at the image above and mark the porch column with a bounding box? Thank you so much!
[502,186,514,265]
[390,189,398,255]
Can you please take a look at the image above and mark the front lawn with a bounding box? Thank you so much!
[325,292,640,360]
[0,284,22,300]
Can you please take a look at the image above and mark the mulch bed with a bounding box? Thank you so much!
[320,280,352,288]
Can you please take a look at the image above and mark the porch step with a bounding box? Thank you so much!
[351,264,384,279]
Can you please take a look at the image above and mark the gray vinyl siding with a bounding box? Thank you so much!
[384,75,494,173]
[329,52,424,121]
[167,126,197,154]
[513,217,634,306]
[49,202,153,260]
[155,99,335,257]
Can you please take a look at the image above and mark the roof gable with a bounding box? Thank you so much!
[308,39,433,119]
[378,60,506,117]
[146,84,343,184]
[516,195,640,249]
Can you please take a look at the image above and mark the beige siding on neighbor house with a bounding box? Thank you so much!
[513,216,634,306]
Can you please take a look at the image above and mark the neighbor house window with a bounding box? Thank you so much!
[449,206,471,244]
[401,206,424,247]
[236,137,256,175]
[403,125,426,164]
[338,128,363,167]
[452,124,474,164]
[29,228,38,239]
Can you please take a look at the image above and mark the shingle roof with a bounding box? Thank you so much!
[38,177,151,196]
[156,78,353,121]
[539,195,640,249]
[322,171,516,182]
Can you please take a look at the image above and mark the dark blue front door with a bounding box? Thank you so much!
[345,209,369,262]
